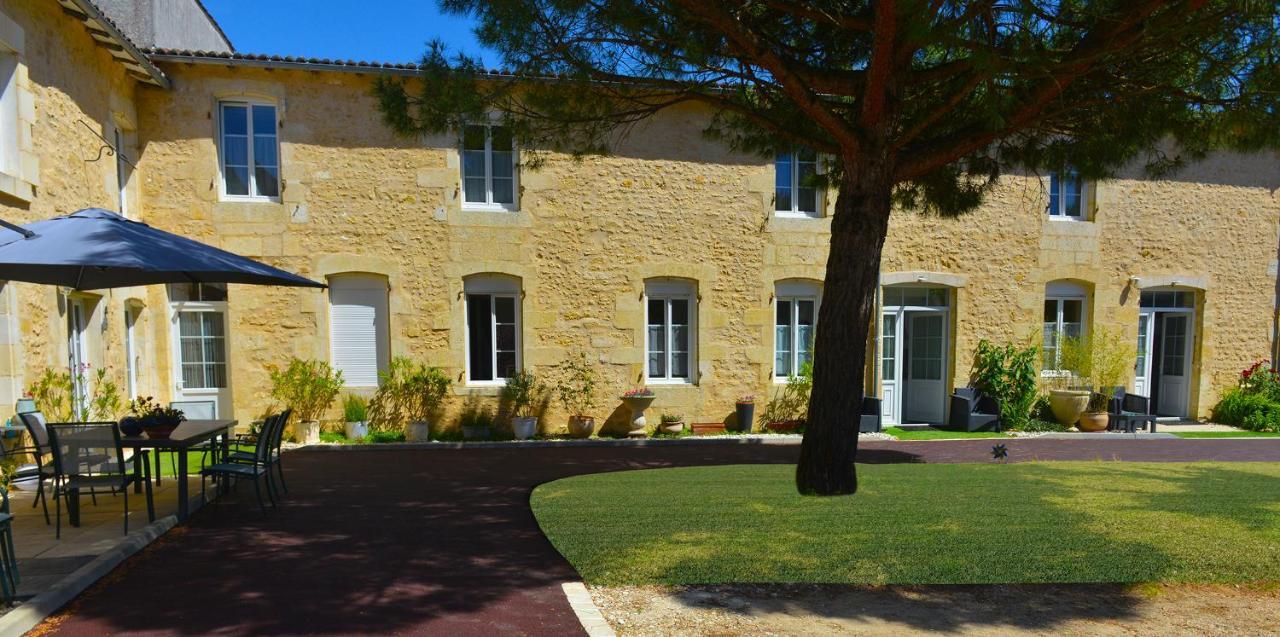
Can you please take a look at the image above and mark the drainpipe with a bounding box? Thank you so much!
[869,272,881,398]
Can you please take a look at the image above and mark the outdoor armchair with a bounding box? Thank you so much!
[0,490,17,605]
[46,422,154,539]
[947,388,1001,432]
[1108,387,1158,433]
[859,397,882,433]
[201,412,280,514]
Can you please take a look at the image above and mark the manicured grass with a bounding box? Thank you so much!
[1171,431,1280,438]
[884,426,1010,440]
[531,462,1280,585]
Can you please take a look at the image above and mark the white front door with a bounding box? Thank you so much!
[880,313,899,425]
[1157,313,1191,417]
[904,313,946,424]
[67,298,89,418]
[1134,311,1154,398]
[170,304,230,418]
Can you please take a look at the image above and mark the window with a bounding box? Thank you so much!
[219,101,279,199]
[645,280,697,383]
[461,123,516,210]
[124,303,140,399]
[1046,169,1085,219]
[66,297,90,417]
[774,281,820,379]
[115,127,132,216]
[1043,281,1087,372]
[465,275,521,383]
[775,148,819,217]
[1140,290,1194,309]
[168,283,227,303]
[0,43,16,177]
[329,274,390,388]
[176,311,227,389]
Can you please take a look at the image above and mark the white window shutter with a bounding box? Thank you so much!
[329,276,389,387]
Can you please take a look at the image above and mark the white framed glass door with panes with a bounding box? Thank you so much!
[774,281,819,380]
[646,280,696,384]
[1043,282,1087,374]
[880,287,949,425]
[168,284,229,418]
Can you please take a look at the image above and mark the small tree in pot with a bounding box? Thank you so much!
[368,357,452,440]
[555,353,598,438]
[343,395,369,440]
[1077,327,1135,432]
[269,358,344,445]
[503,370,546,440]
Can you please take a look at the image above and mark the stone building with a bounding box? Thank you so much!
[2,0,1277,433]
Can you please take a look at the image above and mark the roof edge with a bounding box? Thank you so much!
[60,0,170,88]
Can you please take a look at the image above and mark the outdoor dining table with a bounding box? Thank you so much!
[66,419,237,527]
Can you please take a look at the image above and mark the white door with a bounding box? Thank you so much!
[1157,313,1191,417]
[170,305,230,418]
[124,305,139,399]
[1134,311,1154,397]
[904,313,946,424]
[67,299,89,418]
[880,313,899,425]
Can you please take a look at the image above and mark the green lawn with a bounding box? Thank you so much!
[1171,431,1280,438]
[531,462,1280,585]
[883,426,1010,440]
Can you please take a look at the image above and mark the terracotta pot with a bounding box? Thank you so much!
[1077,412,1109,432]
[568,416,596,438]
[1049,390,1091,426]
[690,422,725,435]
[660,420,685,434]
[767,419,804,433]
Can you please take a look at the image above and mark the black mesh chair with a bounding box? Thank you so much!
[228,408,290,497]
[17,412,59,524]
[0,490,17,604]
[201,413,278,514]
[947,388,1001,431]
[46,422,153,539]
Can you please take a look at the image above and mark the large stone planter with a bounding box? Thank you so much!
[1049,390,1091,427]
[296,420,321,445]
[512,416,538,440]
[1077,412,1109,432]
[345,421,369,439]
[621,395,656,437]
[407,420,432,441]
[568,416,596,438]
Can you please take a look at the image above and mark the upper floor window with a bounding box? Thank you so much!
[646,279,697,384]
[461,124,517,211]
[219,101,279,200]
[775,280,820,379]
[775,148,819,217]
[465,275,521,384]
[1046,169,1085,220]
[1043,281,1087,373]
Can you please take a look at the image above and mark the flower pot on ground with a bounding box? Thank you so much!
[556,352,599,438]
[659,413,685,434]
[1050,329,1135,431]
[1078,392,1112,432]
[1048,389,1091,426]
[367,357,451,441]
[620,388,656,437]
[459,404,495,441]
[766,419,804,433]
[761,366,812,433]
[735,396,756,433]
[567,415,596,438]
[343,394,369,439]
[691,422,725,435]
[503,370,547,440]
[269,358,345,444]
[406,420,432,441]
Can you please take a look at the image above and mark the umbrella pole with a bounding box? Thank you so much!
[0,218,35,238]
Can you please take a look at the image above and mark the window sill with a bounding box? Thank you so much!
[774,211,822,220]
[0,170,35,203]
[645,379,696,386]
[1046,215,1089,223]
[220,195,281,204]
[461,203,519,213]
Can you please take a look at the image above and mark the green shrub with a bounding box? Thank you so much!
[269,358,345,423]
[368,357,452,433]
[1211,386,1280,432]
[1242,406,1280,433]
[365,430,406,444]
[1014,418,1068,432]
[970,340,1039,430]
[342,394,369,422]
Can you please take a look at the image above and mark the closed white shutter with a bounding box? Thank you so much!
[329,275,389,387]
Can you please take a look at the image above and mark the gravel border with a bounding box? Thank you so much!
[292,432,906,451]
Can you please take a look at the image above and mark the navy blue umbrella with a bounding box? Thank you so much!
[0,208,324,290]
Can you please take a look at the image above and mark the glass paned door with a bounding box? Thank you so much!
[171,307,229,418]
[1134,312,1153,398]
[904,313,947,424]
[1157,313,1191,417]
[880,313,899,425]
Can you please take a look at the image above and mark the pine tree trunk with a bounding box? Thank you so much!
[796,169,893,496]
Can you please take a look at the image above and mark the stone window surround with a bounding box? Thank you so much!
[644,278,698,385]
[216,98,281,202]
[459,121,519,213]
[1042,279,1091,374]
[0,10,37,203]
[773,279,821,381]
[774,148,822,218]
[1045,169,1096,222]
[463,273,523,386]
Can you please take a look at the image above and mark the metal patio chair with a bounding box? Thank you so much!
[201,412,279,514]
[46,422,153,539]
[0,490,18,605]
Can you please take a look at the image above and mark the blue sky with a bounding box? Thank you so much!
[201,1,500,67]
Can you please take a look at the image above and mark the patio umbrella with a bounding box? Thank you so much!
[0,208,323,290]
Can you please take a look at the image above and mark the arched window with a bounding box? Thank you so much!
[1043,280,1088,372]
[775,280,821,379]
[464,274,522,384]
[329,274,391,388]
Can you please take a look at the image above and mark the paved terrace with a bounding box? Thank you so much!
[25,437,1280,636]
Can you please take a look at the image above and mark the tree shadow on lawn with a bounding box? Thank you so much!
[575,461,1280,633]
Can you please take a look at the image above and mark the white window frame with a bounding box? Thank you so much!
[217,99,280,202]
[774,149,822,218]
[463,275,522,386]
[124,303,139,399]
[774,281,820,380]
[1042,281,1088,375]
[115,127,130,216]
[644,280,697,385]
[1046,169,1089,221]
[460,122,519,212]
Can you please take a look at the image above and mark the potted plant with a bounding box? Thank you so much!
[1077,327,1135,432]
[343,395,369,439]
[659,412,685,434]
[761,364,811,432]
[555,353,598,438]
[620,388,656,437]
[368,357,452,441]
[1046,336,1091,427]
[127,396,185,439]
[735,395,756,432]
[460,405,494,440]
[269,358,344,445]
[503,370,545,440]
